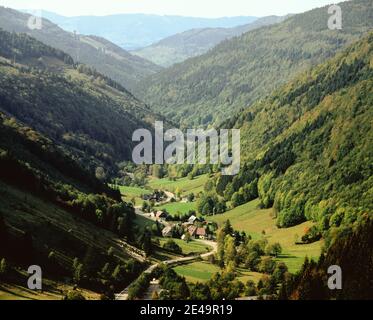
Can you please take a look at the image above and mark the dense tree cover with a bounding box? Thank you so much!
[196,193,227,216]
[155,266,190,300]
[0,113,116,196]
[0,115,139,240]
[0,30,74,65]
[136,0,373,127]
[0,106,146,298]
[0,7,162,92]
[69,248,141,294]
[280,215,373,300]
[204,32,373,248]
[128,273,153,300]
[0,28,158,177]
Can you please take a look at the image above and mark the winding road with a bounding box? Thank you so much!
[115,239,216,300]
[115,206,217,300]
[115,191,217,300]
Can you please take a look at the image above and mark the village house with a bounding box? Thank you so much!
[188,215,198,224]
[196,227,207,240]
[156,211,168,221]
[187,225,198,238]
[162,226,173,238]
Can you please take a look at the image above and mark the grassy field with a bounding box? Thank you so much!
[173,262,262,284]
[207,199,323,273]
[156,237,211,255]
[156,201,197,216]
[116,185,151,206]
[173,261,219,282]
[149,174,209,196]
[0,268,100,301]
[0,282,100,301]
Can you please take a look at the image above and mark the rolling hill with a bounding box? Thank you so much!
[0,6,162,92]
[135,0,373,127]
[133,15,289,67]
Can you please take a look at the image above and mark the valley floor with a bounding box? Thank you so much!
[126,175,322,292]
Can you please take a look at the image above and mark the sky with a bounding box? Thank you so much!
[0,0,338,18]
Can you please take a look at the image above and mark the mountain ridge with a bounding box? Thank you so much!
[0,28,160,176]
[0,6,162,92]
[133,15,290,67]
[36,10,258,50]
[135,0,373,127]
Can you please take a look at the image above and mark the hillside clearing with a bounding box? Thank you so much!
[115,185,151,206]
[149,174,208,196]
[156,202,197,216]
[156,237,211,255]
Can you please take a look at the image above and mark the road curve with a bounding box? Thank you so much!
[115,239,216,300]
[115,207,217,300]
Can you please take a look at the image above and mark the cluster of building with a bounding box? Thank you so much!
[160,215,210,240]
[142,191,166,203]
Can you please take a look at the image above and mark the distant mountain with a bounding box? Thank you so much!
[135,0,373,127]
[36,11,258,50]
[133,15,290,67]
[0,28,160,175]
[0,7,162,92]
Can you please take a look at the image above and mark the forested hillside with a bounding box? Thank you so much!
[0,28,164,176]
[0,6,162,92]
[281,215,372,300]
[136,0,373,127]
[207,32,373,244]
[0,26,162,298]
[133,15,288,67]
[0,104,150,298]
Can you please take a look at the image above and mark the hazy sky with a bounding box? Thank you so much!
[0,0,338,17]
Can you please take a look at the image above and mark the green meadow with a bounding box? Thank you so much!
[174,262,262,284]
[207,199,323,273]
[116,185,151,206]
[149,174,209,196]
[156,237,211,255]
[156,201,197,216]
